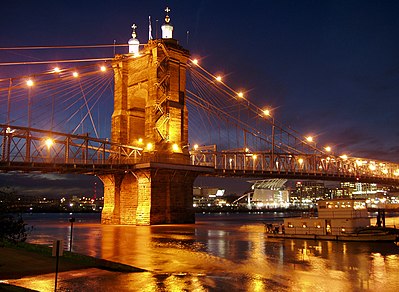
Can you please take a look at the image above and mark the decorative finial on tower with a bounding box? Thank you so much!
[128,23,140,55]
[161,7,173,39]
[131,23,137,39]
[165,7,171,23]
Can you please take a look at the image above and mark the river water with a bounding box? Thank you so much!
[17,212,399,291]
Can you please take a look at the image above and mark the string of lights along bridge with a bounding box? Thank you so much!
[1,7,399,224]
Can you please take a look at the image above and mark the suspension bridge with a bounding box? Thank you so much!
[1,9,399,224]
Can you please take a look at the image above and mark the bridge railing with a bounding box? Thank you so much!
[189,149,399,181]
[2,124,399,182]
[0,124,143,169]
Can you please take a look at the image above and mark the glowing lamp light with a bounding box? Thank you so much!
[369,164,376,171]
[26,79,34,87]
[340,154,348,160]
[263,109,271,116]
[146,143,153,151]
[215,76,222,82]
[137,138,143,144]
[45,138,54,149]
[252,154,257,160]
[306,136,313,142]
[324,146,331,152]
[172,143,179,152]
[237,92,244,98]
[73,72,79,78]
[100,66,106,72]
[53,67,61,73]
[394,169,399,176]
[245,147,249,153]
[298,158,304,165]
[193,144,199,150]
[192,59,199,65]
[382,169,388,174]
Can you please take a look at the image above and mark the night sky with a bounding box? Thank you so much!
[1,0,399,196]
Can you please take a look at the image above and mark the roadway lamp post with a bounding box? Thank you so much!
[7,78,12,126]
[306,136,317,172]
[69,217,75,252]
[26,80,33,128]
[271,118,275,170]
[25,80,34,163]
[263,109,275,170]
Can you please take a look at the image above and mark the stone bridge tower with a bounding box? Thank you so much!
[99,9,202,225]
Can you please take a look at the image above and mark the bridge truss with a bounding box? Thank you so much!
[1,123,399,184]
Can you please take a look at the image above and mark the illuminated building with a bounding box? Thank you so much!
[193,187,226,208]
[292,181,330,206]
[249,179,290,208]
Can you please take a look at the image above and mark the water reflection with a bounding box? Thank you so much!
[20,213,399,291]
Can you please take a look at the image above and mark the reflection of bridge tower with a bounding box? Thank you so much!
[100,9,201,225]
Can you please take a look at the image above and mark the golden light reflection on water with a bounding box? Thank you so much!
[20,214,399,291]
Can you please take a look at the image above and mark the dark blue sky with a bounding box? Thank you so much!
[1,0,399,196]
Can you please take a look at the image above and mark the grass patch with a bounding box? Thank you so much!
[1,241,145,275]
[0,283,37,291]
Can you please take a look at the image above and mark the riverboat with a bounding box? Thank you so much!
[266,199,399,242]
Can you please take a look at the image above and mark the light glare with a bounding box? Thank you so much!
[172,143,179,152]
[45,138,54,148]
[26,79,34,87]
[146,143,153,151]
[263,109,270,116]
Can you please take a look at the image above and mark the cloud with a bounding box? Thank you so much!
[0,173,101,197]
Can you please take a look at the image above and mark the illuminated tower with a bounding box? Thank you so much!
[100,8,199,225]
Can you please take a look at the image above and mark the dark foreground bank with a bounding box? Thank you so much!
[0,242,145,291]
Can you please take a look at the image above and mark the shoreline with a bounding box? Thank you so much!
[0,241,145,290]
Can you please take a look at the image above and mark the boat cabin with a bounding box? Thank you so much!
[284,199,370,236]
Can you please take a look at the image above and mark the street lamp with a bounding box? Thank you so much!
[263,108,275,169]
[45,138,54,149]
[26,79,34,128]
[69,217,75,252]
[45,138,54,161]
